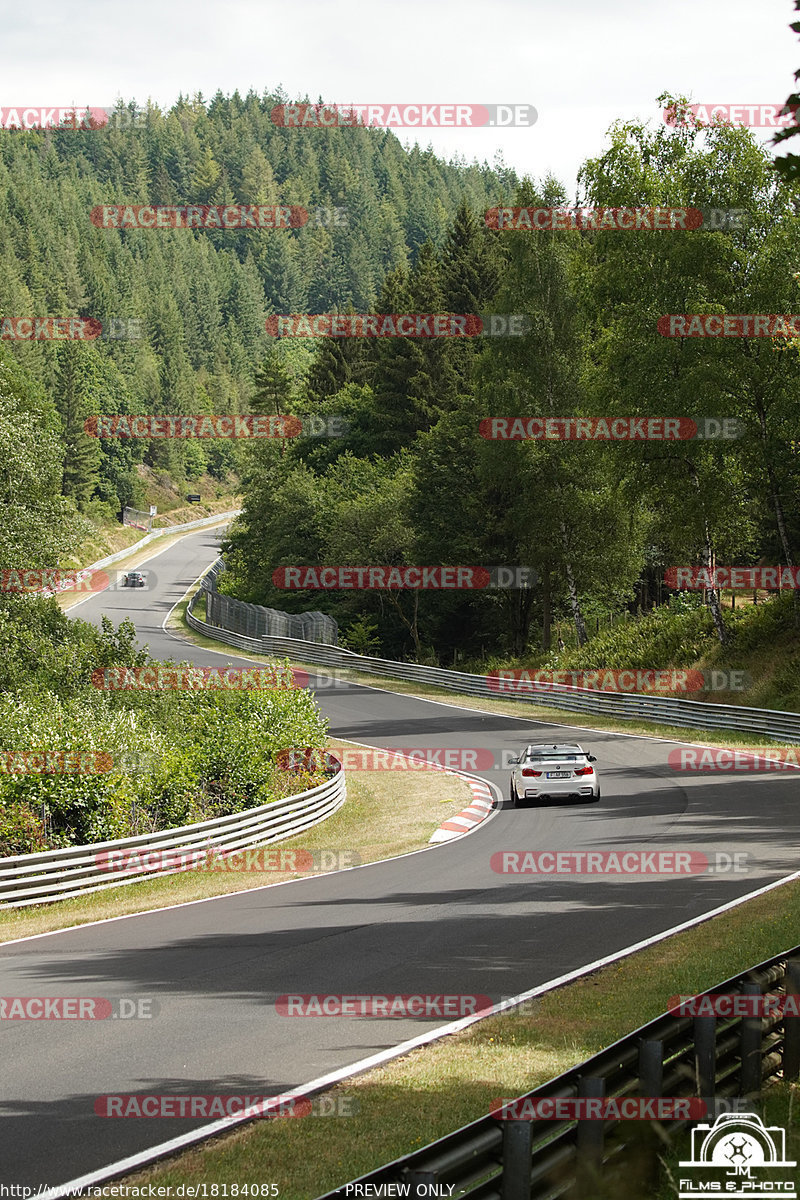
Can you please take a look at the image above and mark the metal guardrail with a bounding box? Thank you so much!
[0,762,346,909]
[187,573,800,742]
[317,947,800,1199]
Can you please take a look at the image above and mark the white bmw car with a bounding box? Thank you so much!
[508,743,600,806]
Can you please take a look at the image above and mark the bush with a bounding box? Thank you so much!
[0,802,46,856]
[0,597,330,854]
[550,605,717,671]
[341,615,380,655]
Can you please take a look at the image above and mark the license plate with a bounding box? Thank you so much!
[547,771,570,779]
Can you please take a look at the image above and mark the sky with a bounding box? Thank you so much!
[1,0,798,191]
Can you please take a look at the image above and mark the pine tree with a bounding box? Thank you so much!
[251,352,293,415]
[191,144,221,202]
[52,342,102,508]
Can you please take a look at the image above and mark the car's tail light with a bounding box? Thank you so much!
[573,765,594,776]
[521,768,542,777]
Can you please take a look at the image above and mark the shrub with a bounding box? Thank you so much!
[0,637,329,853]
[0,802,47,856]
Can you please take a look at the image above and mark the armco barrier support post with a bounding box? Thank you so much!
[638,1038,664,1099]
[694,1015,717,1108]
[576,1076,605,1167]
[635,1039,668,1191]
[405,1168,437,1192]
[502,1119,533,1200]
[739,983,764,1097]
[782,958,800,1080]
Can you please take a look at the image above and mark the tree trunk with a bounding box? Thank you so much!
[559,518,588,645]
[679,460,728,643]
[755,397,794,567]
[754,394,797,624]
[505,586,535,657]
[697,490,728,644]
[517,588,535,656]
[541,567,551,651]
[387,591,422,659]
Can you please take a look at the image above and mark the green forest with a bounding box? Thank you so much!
[1,89,799,670]
[220,95,800,665]
[0,88,515,532]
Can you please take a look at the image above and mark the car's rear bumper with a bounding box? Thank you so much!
[521,783,598,799]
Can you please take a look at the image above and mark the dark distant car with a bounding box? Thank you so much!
[122,571,146,588]
[508,742,600,805]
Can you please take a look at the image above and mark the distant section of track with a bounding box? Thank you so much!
[4,528,799,1187]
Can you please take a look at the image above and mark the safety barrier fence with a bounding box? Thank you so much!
[188,569,800,742]
[0,761,345,909]
[318,947,800,1199]
[203,561,338,644]
[122,504,154,532]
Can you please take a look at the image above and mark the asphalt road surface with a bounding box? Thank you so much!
[2,529,799,1188]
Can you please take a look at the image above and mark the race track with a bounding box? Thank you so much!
[2,529,798,1188]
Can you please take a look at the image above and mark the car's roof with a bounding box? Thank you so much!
[523,742,586,755]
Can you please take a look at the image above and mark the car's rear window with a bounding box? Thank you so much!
[525,752,582,761]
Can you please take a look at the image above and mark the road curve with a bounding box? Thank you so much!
[2,528,799,1187]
